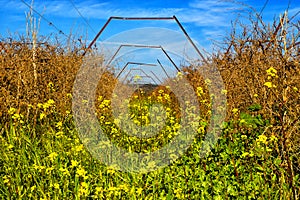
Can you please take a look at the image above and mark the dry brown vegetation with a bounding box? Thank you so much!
[0,39,84,123]
[216,11,300,187]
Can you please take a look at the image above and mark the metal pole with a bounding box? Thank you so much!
[173,15,207,64]
[157,59,171,79]
[116,62,156,79]
[160,47,180,72]
[106,44,161,67]
[82,17,113,56]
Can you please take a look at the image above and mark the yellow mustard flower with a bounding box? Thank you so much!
[46,166,54,174]
[66,93,72,98]
[75,144,84,152]
[197,87,204,96]
[40,113,46,120]
[43,99,55,109]
[71,160,79,168]
[176,72,183,78]
[266,67,277,77]
[221,89,227,94]
[232,108,239,114]
[3,175,10,184]
[48,152,58,161]
[107,167,115,175]
[95,186,103,194]
[54,183,59,189]
[56,121,63,128]
[256,134,268,145]
[293,87,298,92]
[59,167,70,176]
[264,82,273,88]
[76,166,87,177]
[8,107,16,115]
[136,187,143,195]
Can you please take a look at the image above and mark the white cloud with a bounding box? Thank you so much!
[12,0,245,28]
[288,7,300,19]
[0,0,27,10]
[189,0,240,11]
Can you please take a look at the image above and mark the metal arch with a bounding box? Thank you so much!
[116,61,168,85]
[83,15,207,65]
[116,62,156,79]
[157,59,172,79]
[121,67,159,85]
[149,71,163,84]
[123,68,162,85]
[106,44,161,67]
[129,75,158,85]
[83,16,174,56]
[107,44,181,73]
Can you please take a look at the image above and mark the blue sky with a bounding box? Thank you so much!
[0,0,299,51]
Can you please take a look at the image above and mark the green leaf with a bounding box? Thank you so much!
[272,174,277,182]
[274,158,282,167]
[248,104,262,112]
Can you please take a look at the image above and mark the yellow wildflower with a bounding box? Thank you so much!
[95,186,103,194]
[48,152,58,161]
[46,166,54,174]
[232,108,239,114]
[174,188,183,199]
[264,82,275,88]
[55,131,64,138]
[256,134,268,145]
[31,185,36,192]
[71,160,79,168]
[197,87,204,96]
[3,175,10,184]
[133,75,142,81]
[12,113,23,120]
[176,72,183,78]
[53,183,59,189]
[293,87,298,92]
[76,166,87,177]
[37,103,43,108]
[40,113,46,120]
[75,144,84,152]
[56,121,63,128]
[43,99,55,109]
[221,89,227,94]
[241,152,249,158]
[59,167,70,176]
[81,182,89,188]
[107,167,115,174]
[136,187,143,195]
[266,67,277,77]
[8,107,16,115]
[66,93,72,98]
